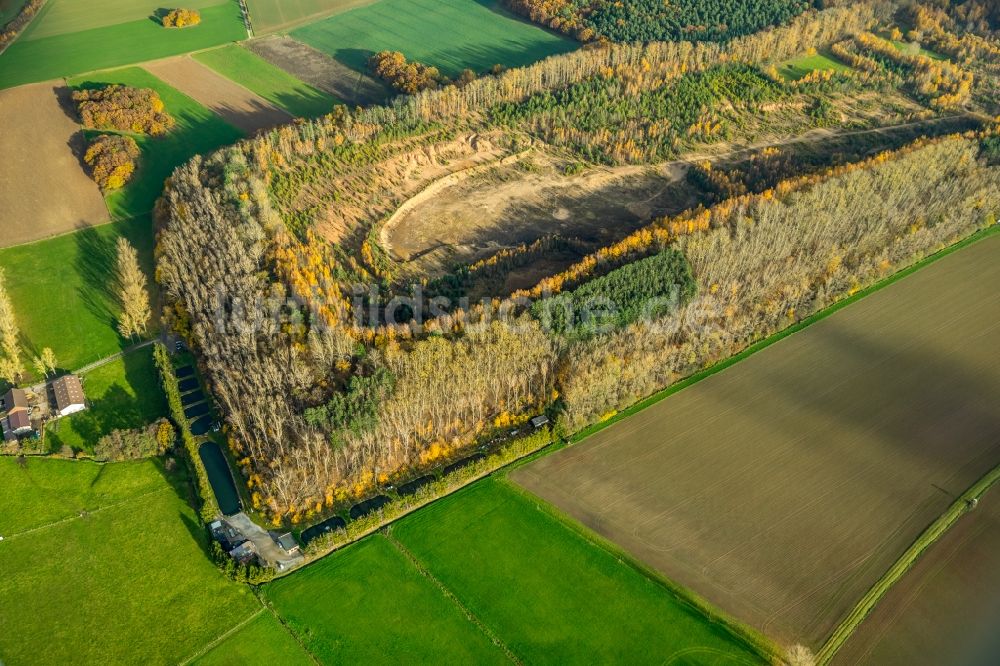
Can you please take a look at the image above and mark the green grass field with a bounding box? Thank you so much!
[0,216,154,372]
[194,44,339,117]
[0,457,259,664]
[45,347,168,454]
[262,535,509,663]
[18,0,229,40]
[0,2,246,89]
[193,611,314,665]
[891,39,948,61]
[290,0,577,77]
[777,51,852,80]
[245,0,376,33]
[69,67,244,219]
[0,455,164,534]
[389,477,766,663]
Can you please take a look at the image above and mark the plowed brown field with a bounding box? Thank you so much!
[513,232,1000,649]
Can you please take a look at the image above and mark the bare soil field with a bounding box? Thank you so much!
[0,82,108,247]
[833,488,1000,666]
[246,35,390,106]
[142,57,291,134]
[384,155,698,280]
[513,232,1000,649]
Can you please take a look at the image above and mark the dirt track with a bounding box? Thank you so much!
[513,233,1000,649]
[143,57,292,134]
[833,486,1000,665]
[0,82,109,247]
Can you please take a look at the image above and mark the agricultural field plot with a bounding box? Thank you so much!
[245,35,389,106]
[143,57,292,134]
[0,1,246,89]
[0,83,108,247]
[513,232,1000,648]
[0,458,259,664]
[389,478,768,664]
[17,0,226,40]
[193,611,314,665]
[261,535,509,664]
[245,0,376,33]
[194,44,339,118]
[0,216,154,372]
[69,67,244,219]
[834,488,1000,666]
[45,347,168,454]
[0,0,28,24]
[290,0,577,78]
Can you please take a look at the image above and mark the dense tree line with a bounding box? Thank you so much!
[0,0,43,52]
[369,51,442,94]
[504,0,810,43]
[94,419,174,462]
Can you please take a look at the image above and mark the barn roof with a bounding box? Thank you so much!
[51,374,85,410]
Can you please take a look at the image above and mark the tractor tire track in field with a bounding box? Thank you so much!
[383,528,522,665]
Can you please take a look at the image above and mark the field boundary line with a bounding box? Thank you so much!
[2,486,171,540]
[254,593,323,666]
[559,223,1000,448]
[815,461,1000,664]
[177,607,265,666]
[383,528,522,665]
[495,478,782,663]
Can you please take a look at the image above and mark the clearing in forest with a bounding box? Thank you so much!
[290,0,577,78]
[143,56,292,134]
[0,82,108,247]
[193,44,339,118]
[513,232,1000,648]
[776,50,853,80]
[0,0,246,89]
[0,457,259,664]
[833,485,1000,665]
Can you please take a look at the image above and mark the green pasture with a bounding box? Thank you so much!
[194,611,314,665]
[0,458,259,664]
[0,2,245,89]
[261,535,508,663]
[45,347,168,454]
[776,50,852,81]
[245,0,376,33]
[291,0,577,77]
[68,66,244,219]
[391,478,767,663]
[18,0,228,41]
[0,455,164,534]
[0,216,154,372]
[194,44,339,117]
[891,39,948,61]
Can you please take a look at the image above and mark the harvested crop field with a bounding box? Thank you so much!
[513,232,1000,648]
[142,57,291,134]
[833,488,1000,666]
[0,82,108,247]
[383,155,697,280]
[246,35,390,106]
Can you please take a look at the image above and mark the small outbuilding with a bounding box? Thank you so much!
[1,388,28,413]
[229,540,258,564]
[51,375,86,417]
[274,532,300,555]
[530,415,550,429]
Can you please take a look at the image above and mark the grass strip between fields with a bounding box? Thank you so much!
[816,461,1000,664]
[562,223,1000,447]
